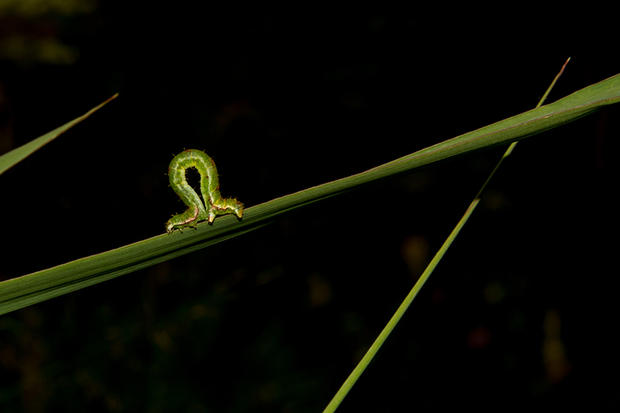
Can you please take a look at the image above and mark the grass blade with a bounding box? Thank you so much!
[1,73,620,316]
[0,93,118,176]
[322,58,572,412]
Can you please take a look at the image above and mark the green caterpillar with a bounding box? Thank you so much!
[166,149,243,232]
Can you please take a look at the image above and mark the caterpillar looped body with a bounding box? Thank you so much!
[166,149,243,233]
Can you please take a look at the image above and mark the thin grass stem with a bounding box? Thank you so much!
[323,57,571,413]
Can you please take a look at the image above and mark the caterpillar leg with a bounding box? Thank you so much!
[207,198,244,224]
[166,205,201,233]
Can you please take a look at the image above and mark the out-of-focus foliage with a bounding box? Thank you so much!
[0,0,96,18]
[0,0,96,65]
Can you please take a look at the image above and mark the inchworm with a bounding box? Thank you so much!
[166,149,243,232]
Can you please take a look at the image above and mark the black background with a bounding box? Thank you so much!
[1,4,620,412]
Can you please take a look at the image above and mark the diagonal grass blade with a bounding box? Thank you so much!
[322,58,572,412]
[1,73,620,316]
[0,93,118,176]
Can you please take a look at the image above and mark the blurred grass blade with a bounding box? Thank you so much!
[322,58,571,413]
[0,93,118,176]
[2,74,620,316]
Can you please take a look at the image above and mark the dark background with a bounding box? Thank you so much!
[1,3,619,412]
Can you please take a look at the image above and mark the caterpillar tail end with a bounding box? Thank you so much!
[206,199,244,224]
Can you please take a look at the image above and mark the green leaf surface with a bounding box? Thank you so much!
[1,74,620,316]
[0,94,118,176]
[322,58,573,412]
